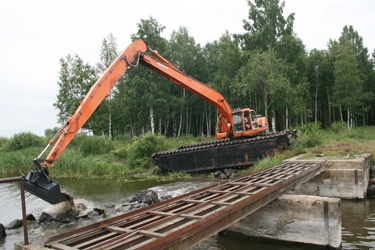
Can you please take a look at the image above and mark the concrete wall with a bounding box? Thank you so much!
[226,194,342,248]
[285,153,371,199]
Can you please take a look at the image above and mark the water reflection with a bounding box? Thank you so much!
[341,199,375,250]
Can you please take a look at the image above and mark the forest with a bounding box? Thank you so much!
[53,0,375,139]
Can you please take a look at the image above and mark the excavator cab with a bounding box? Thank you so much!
[24,159,69,204]
[216,109,268,139]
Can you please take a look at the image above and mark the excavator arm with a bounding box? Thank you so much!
[139,49,233,133]
[24,39,248,204]
[25,40,148,203]
[42,40,234,169]
[43,40,148,167]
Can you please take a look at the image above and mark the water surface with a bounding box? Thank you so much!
[0,177,374,249]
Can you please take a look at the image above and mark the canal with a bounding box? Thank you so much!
[0,177,374,249]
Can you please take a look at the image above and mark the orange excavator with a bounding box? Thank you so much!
[25,39,294,204]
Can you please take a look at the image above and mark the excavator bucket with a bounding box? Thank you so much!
[24,160,69,204]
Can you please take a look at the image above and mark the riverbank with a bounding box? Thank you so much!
[1,125,375,180]
[4,157,374,250]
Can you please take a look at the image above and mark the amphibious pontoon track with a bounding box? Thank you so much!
[152,130,297,173]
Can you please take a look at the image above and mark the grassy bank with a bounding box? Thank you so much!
[1,124,374,180]
[0,132,213,181]
[240,124,375,174]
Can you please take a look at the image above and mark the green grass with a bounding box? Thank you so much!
[0,132,209,181]
[1,125,374,179]
[240,124,375,174]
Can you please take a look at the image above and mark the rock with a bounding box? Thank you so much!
[121,204,132,213]
[105,203,116,209]
[213,170,222,177]
[55,213,71,223]
[26,213,36,221]
[220,173,227,179]
[76,203,88,211]
[0,224,6,239]
[94,208,106,216]
[370,178,375,185]
[5,219,22,229]
[370,167,375,177]
[38,212,53,224]
[230,173,239,179]
[130,189,160,205]
[224,168,232,177]
[86,210,99,219]
[160,195,172,201]
[367,184,375,196]
[56,210,80,223]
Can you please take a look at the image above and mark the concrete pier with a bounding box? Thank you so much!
[225,194,341,248]
[285,153,371,199]
[226,153,372,248]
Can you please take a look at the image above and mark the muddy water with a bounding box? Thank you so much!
[0,177,374,249]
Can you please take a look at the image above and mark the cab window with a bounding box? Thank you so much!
[233,112,243,133]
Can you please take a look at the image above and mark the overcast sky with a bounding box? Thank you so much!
[1,0,374,138]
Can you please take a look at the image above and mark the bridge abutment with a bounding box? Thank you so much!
[225,153,371,249]
[286,153,371,199]
[226,194,341,248]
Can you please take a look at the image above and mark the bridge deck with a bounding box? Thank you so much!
[45,161,324,250]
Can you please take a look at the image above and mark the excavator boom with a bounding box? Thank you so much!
[24,40,148,204]
[24,39,271,204]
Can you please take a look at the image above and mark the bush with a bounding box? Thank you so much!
[113,146,128,159]
[297,122,321,135]
[291,134,322,154]
[6,132,44,151]
[127,132,167,170]
[44,127,60,138]
[0,137,9,149]
[0,146,43,177]
[79,136,114,155]
[330,121,346,133]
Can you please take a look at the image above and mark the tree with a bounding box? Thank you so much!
[332,42,364,127]
[54,54,96,127]
[235,0,306,130]
[236,0,295,52]
[115,17,168,136]
[168,26,202,137]
[307,49,330,124]
[96,33,119,138]
[328,26,374,127]
[339,25,374,125]
[234,48,291,132]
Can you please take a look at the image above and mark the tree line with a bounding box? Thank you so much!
[54,0,375,139]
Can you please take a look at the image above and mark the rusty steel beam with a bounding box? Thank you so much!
[45,161,324,250]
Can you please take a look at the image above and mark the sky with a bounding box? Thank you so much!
[0,0,374,138]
